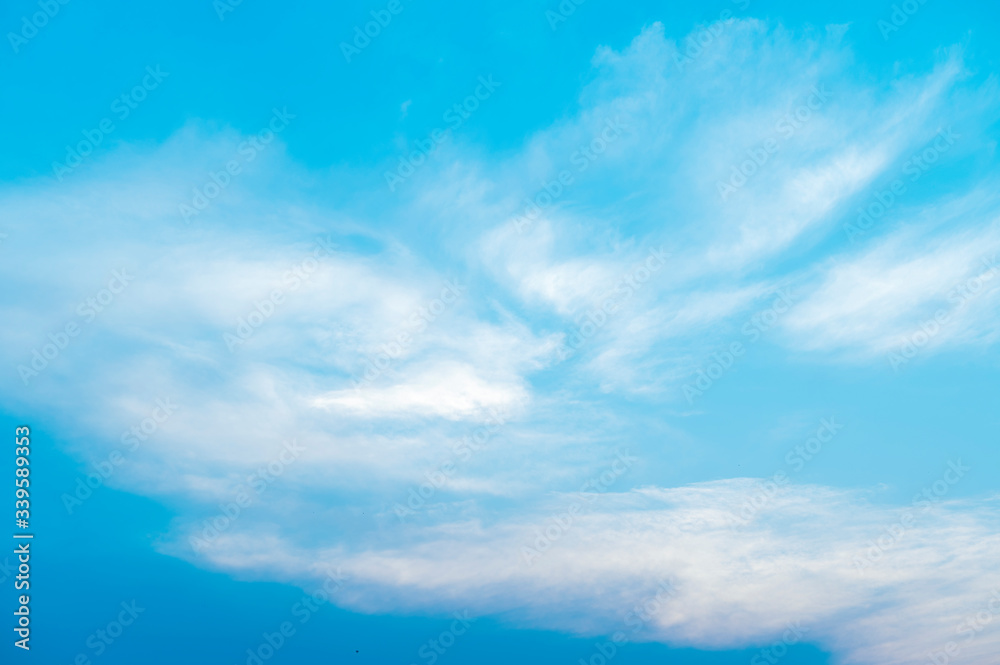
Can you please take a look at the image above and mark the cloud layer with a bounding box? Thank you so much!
[2,17,999,665]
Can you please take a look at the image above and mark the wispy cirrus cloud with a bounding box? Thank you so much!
[2,15,1000,665]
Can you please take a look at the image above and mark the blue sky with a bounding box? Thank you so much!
[3,0,1000,663]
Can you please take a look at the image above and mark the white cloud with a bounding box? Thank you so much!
[175,480,1000,665]
[312,362,528,421]
[783,212,1000,358]
[0,16,999,665]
